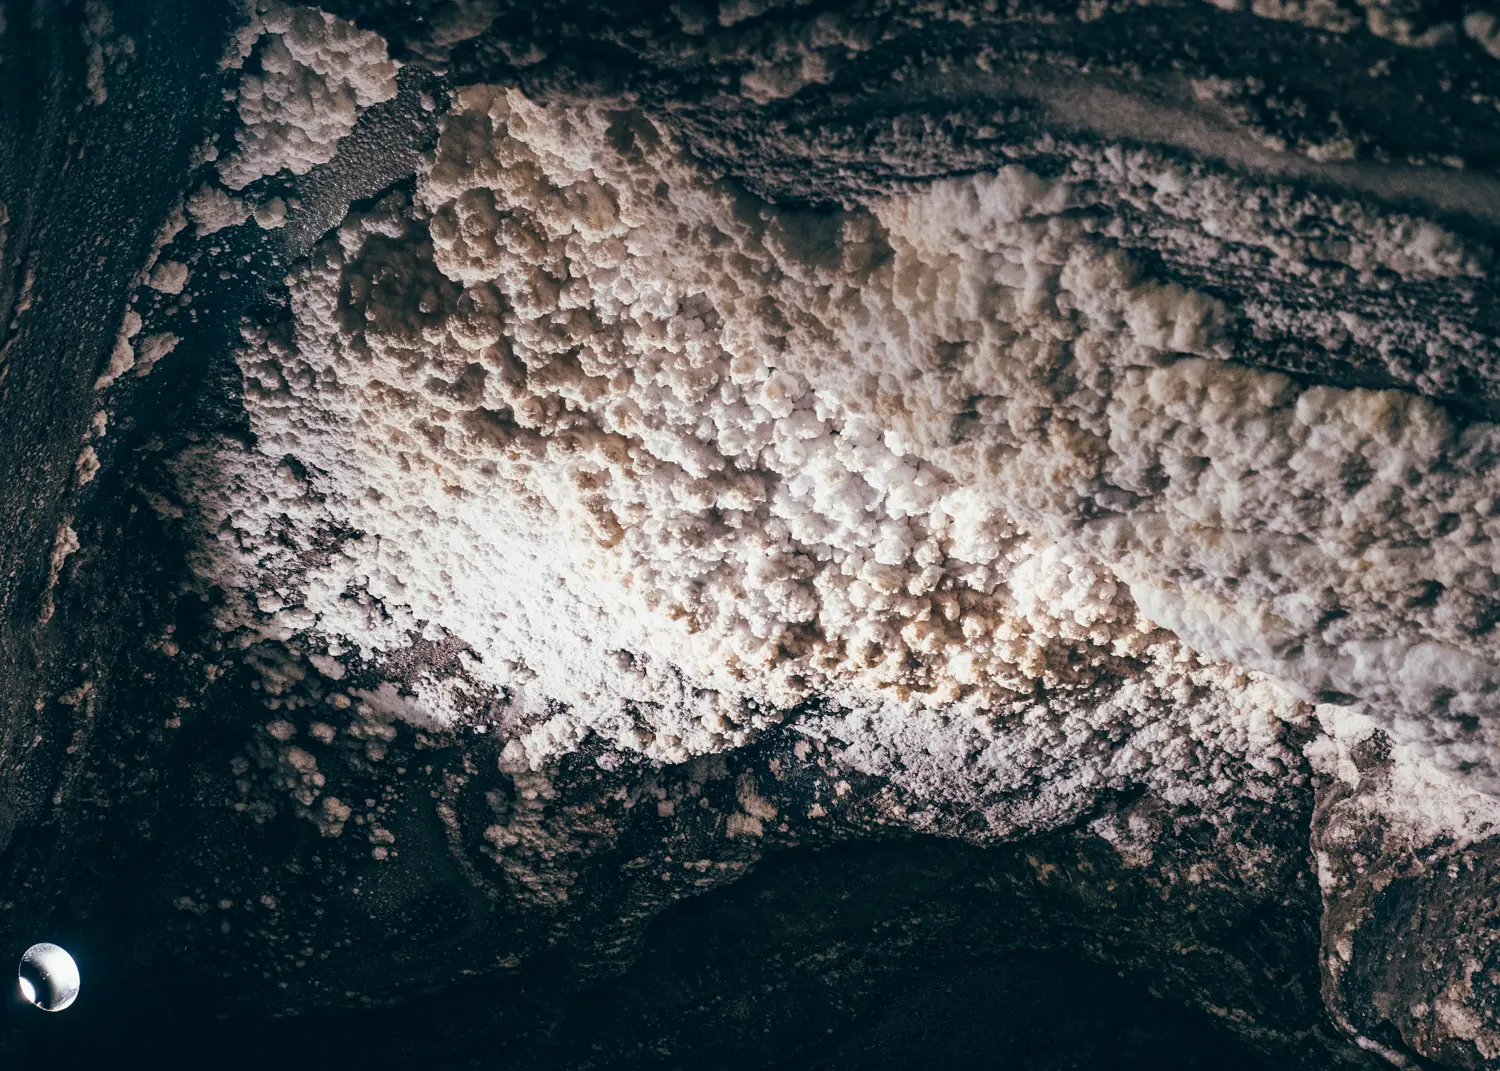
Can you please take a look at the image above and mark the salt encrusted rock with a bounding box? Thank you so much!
[184,88,1500,795]
[186,184,250,235]
[9,0,1500,1063]
[219,2,398,189]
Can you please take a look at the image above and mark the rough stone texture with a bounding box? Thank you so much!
[2,1,1500,1068]
[1313,722,1500,1067]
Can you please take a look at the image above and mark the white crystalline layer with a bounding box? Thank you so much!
[75,445,100,487]
[134,332,180,378]
[147,260,188,294]
[40,520,78,626]
[1307,703,1500,852]
[1469,12,1500,60]
[254,197,289,229]
[218,3,398,190]
[180,87,1500,798]
[187,185,250,236]
[82,0,134,106]
[94,309,143,389]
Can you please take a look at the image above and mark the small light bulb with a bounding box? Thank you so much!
[17,943,80,1012]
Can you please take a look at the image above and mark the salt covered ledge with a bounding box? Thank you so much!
[185,87,1500,782]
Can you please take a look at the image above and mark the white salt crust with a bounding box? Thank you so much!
[187,185,250,236]
[40,520,78,626]
[75,445,100,487]
[704,0,1500,108]
[177,85,1500,843]
[82,0,134,107]
[722,0,1500,107]
[1216,0,1500,54]
[218,3,398,191]
[94,308,142,389]
[254,196,289,229]
[148,260,188,295]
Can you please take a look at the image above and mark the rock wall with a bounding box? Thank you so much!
[3,0,1500,1066]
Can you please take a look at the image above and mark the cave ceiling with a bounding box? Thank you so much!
[3,0,1500,1066]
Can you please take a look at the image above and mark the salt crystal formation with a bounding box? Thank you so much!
[181,84,1500,808]
[218,2,398,190]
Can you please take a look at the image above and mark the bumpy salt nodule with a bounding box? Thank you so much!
[218,1,398,191]
[176,76,1500,835]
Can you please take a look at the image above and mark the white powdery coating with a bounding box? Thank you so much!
[1203,0,1482,51]
[254,196,289,229]
[1307,704,1500,851]
[148,260,188,294]
[134,332,180,378]
[182,89,1500,802]
[187,185,250,236]
[82,0,134,106]
[810,658,1306,841]
[1468,11,1500,60]
[40,520,78,625]
[94,308,142,389]
[74,445,100,487]
[218,3,398,191]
